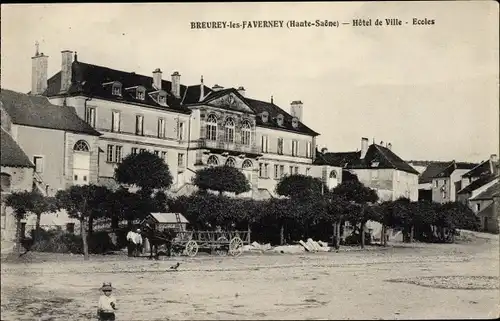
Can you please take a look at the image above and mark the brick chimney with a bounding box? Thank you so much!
[237,86,245,97]
[361,137,369,159]
[290,100,303,122]
[171,71,181,98]
[60,50,73,93]
[31,42,48,95]
[153,68,162,90]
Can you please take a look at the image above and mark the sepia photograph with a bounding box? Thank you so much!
[1,1,499,320]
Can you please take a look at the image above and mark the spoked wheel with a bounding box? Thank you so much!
[215,236,228,256]
[228,236,243,257]
[184,240,199,257]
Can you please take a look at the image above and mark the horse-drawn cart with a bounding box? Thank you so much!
[140,213,250,258]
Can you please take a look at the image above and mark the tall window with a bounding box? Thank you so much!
[279,165,285,178]
[178,153,185,167]
[225,157,236,167]
[206,114,218,141]
[136,115,144,135]
[294,166,299,174]
[207,155,219,166]
[161,151,167,162]
[106,145,113,162]
[111,111,120,132]
[139,148,146,153]
[306,141,312,158]
[289,166,294,175]
[224,117,235,143]
[259,163,269,178]
[158,118,166,138]
[274,164,279,179]
[0,173,11,193]
[241,121,251,145]
[73,140,90,152]
[106,145,122,163]
[261,135,269,153]
[33,156,44,174]
[154,150,160,157]
[85,106,96,127]
[291,140,299,156]
[242,159,252,169]
[177,122,185,140]
[259,163,264,177]
[115,146,122,163]
[277,138,284,155]
[131,147,138,155]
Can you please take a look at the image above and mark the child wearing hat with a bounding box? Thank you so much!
[97,282,117,321]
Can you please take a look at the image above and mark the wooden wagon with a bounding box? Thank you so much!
[140,213,249,257]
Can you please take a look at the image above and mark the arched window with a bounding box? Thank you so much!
[206,114,218,141]
[241,120,251,146]
[207,155,219,166]
[242,159,253,169]
[224,117,235,143]
[225,157,236,167]
[329,170,337,178]
[73,140,90,152]
[0,173,11,193]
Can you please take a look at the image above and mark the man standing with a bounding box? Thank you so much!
[133,228,143,257]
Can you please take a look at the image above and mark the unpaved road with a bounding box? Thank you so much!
[1,236,499,320]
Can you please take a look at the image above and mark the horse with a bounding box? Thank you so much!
[139,225,178,260]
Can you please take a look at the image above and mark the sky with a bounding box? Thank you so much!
[1,2,498,163]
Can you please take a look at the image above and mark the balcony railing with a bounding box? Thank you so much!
[199,139,261,155]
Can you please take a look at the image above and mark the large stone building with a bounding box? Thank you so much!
[32,48,337,198]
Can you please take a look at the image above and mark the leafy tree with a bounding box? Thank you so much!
[4,191,38,254]
[31,194,58,242]
[330,180,379,248]
[192,165,250,195]
[109,187,148,229]
[55,184,111,260]
[114,151,173,197]
[275,174,327,200]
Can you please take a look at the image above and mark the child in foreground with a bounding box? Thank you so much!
[97,282,118,321]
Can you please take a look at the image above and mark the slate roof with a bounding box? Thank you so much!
[433,161,478,178]
[1,89,101,136]
[462,160,498,178]
[42,56,319,136]
[470,182,500,201]
[457,175,498,195]
[418,162,451,184]
[0,128,34,168]
[315,143,419,175]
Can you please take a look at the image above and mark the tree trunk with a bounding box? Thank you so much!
[247,223,251,243]
[382,224,387,247]
[361,221,366,249]
[336,222,341,249]
[410,225,414,243]
[35,213,42,243]
[88,216,94,236]
[280,224,285,245]
[80,217,89,260]
[14,218,22,255]
[331,223,336,248]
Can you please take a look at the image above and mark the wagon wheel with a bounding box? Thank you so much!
[228,236,243,257]
[215,236,228,256]
[185,240,198,257]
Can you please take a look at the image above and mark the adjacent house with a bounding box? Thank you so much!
[34,48,327,199]
[468,181,500,233]
[407,161,450,201]
[0,88,102,234]
[456,155,498,204]
[430,161,478,203]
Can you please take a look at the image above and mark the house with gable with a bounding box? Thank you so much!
[457,154,499,205]
[0,88,101,235]
[407,161,456,201]
[33,47,324,198]
[468,181,500,233]
[430,161,479,203]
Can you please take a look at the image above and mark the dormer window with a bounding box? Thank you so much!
[277,114,284,126]
[136,86,146,100]
[158,91,167,106]
[261,111,269,123]
[292,117,299,128]
[112,82,122,96]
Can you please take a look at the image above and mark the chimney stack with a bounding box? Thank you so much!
[199,75,205,101]
[321,147,328,154]
[237,86,245,97]
[290,100,303,122]
[171,71,181,98]
[212,84,224,92]
[31,42,48,95]
[491,154,498,163]
[387,143,392,150]
[361,137,369,159]
[60,50,74,93]
[153,68,162,90]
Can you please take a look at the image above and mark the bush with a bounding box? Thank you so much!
[88,231,115,254]
[31,229,83,254]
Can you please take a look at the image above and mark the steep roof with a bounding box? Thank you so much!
[457,175,498,195]
[418,162,451,184]
[1,89,101,136]
[148,212,189,224]
[462,160,498,178]
[245,98,319,136]
[315,144,419,175]
[470,182,500,201]
[0,128,34,168]
[433,161,478,178]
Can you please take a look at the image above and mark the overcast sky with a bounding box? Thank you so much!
[1,2,498,162]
